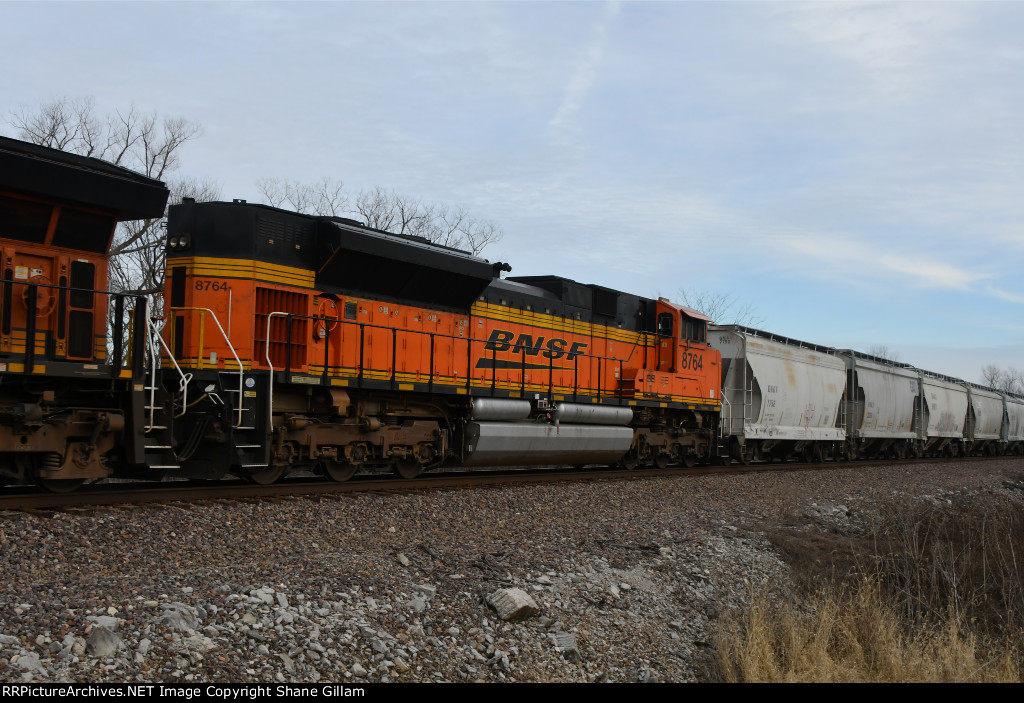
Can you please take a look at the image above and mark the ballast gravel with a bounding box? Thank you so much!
[1,457,1021,683]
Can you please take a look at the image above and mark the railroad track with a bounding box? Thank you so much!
[0,455,1002,511]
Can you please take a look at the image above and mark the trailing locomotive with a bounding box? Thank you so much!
[0,136,168,491]
[0,135,1019,492]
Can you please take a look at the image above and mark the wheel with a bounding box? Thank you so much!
[620,454,640,470]
[247,465,285,485]
[30,454,85,493]
[321,458,357,482]
[394,458,423,479]
[653,454,669,469]
[682,452,697,468]
[36,477,86,494]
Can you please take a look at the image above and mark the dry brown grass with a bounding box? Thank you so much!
[715,582,1018,682]
[710,484,1024,682]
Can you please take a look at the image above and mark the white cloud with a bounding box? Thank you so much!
[773,1,967,101]
[549,1,620,131]
[986,287,1024,305]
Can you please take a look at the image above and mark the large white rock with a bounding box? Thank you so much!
[86,627,121,658]
[486,588,540,622]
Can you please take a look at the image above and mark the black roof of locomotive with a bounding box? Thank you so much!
[168,199,498,310]
[0,136,168,219]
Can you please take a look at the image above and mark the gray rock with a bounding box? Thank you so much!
[87,627,121,658]
[412,584,437,599]
[16,652,44,673]
[351,663,367,677]
[87,615,120,630]
[162,603,200,634]
[406,597,427,613]
[137,638,152,656]
[535,575,553,586]
[549,632,581,662]
[276,593,289,609]
[485,588,540,622]
[396,553,411,567]
[0,634,19,645]
[277,652,296,674]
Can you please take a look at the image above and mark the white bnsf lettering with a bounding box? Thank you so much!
[483,329,587,360]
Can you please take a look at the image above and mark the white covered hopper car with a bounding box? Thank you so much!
[711,326,1023,462]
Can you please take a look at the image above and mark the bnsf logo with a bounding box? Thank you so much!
[483,329,588,360]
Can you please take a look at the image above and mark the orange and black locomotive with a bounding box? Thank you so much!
[0,137,168,491]
[155,198,722,483]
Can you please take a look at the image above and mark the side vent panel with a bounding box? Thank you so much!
[254,287,309,370]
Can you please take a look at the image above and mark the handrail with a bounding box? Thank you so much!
[261,310,636,404]
[720,391,733,438]
[168,307,245,427]
[0,277,147,368]
[264,311,290,422]
[147,318,192,423]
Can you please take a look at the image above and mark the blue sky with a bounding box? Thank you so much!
[2,1,1022,381]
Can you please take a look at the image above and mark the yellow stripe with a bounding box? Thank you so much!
[167,256,315,287]
[470,301,645,344]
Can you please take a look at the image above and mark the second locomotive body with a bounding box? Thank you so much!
[155,199,721,483]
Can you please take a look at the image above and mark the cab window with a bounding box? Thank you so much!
[657,312,674,337]
[683,316,707,343]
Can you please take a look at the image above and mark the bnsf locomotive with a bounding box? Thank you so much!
[158,198,720,484]
[0,137,1020,492]
[0,137,167,491]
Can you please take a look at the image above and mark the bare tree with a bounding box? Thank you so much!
[980,364,1024,394]
[8,97,211,296]
[677,288,764,327]
[109,176,221,300]
[256,180,503,256]
[865,345,900,363]
[256,176,347,217]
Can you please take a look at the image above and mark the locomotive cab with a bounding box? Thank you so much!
[655,298,710,373]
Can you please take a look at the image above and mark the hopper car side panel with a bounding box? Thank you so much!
[968,386,1005,442]
[1006,397,1024,446]
[838,352,921,459]
[713,325,845,463]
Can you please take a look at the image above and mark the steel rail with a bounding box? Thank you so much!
[0,455,1008,512]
